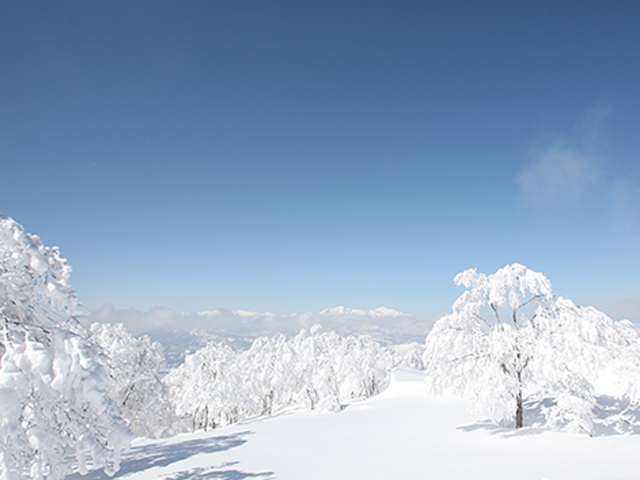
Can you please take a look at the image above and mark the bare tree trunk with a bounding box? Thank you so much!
[192,407,199,433]
[514,351,527,429]
[515,364,524,429]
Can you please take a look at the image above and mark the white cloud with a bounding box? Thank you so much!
[87,304,179,332]
[318,306,407,318]
[85,304,434,346]
[518,145,598,206]
[518,103,611,208]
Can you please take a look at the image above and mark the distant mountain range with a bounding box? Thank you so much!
[86,305,437,366]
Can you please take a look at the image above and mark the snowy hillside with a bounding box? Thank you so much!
[4,217,640,480]
[69,369,640,480]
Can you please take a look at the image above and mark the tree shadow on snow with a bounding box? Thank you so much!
[457,396,640,437]
[457,420,547,438]
[67,431,273,479]
[164,461,274,480]
[592,395,640,436]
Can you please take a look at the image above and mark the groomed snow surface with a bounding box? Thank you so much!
[71,369,640,480]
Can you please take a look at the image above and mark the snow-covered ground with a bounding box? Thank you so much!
[71,369,640,480]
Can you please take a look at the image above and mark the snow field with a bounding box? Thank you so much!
[75,368,640,480]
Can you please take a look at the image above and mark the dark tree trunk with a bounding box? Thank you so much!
[514,353,526,429]
[515,388,523,429]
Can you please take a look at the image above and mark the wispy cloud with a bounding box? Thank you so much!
[518,103,611,208]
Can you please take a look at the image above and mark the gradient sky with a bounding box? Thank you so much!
[2,1,640,321]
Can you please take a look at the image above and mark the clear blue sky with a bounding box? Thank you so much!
[2,1,640,320]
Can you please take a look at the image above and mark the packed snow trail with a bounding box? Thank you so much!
[70,369,640,480]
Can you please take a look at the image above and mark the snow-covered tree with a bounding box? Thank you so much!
[90,322,181,438]
[387,342,426,370]
[423,263,640,434]
[166,325,393,431]
[603,319,640,403]
[0,216,131,479]
[166,341,243,431]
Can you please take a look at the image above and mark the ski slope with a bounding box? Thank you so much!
[71,368,640,480]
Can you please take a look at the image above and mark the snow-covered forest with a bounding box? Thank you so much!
[3,216,640,479]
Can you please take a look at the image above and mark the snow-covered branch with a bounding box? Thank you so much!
[424,263,640,434]
[0,216,131,480]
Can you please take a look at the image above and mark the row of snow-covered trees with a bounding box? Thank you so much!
[167,325,392,430]
[3,215,640,478]
[91,320,415,436]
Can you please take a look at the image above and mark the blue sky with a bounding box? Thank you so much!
[2,1,640,321]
